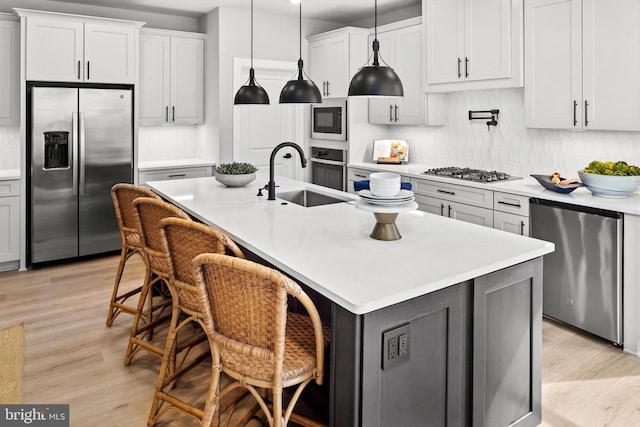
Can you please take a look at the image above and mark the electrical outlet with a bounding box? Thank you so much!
[398,333,408,357]
[382,323,411,370]
[388,336,398,359]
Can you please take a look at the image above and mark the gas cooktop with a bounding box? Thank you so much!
[422,167,522,183]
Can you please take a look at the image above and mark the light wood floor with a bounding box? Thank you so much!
[2,254,640,426]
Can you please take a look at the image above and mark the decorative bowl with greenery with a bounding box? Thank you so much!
[215,162,258,187]
[578,160,640,198]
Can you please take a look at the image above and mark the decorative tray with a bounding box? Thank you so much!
[530,174,584,194]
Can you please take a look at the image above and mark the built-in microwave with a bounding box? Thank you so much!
[311,99,347,141]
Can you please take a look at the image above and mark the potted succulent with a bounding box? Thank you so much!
[215,162,259,187]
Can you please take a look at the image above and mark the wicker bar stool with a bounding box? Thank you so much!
[193,253,329,427]
[124,197,190,365]
[106,183,160,327]
[148,217,246,426]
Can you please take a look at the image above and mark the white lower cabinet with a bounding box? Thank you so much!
[0,180,20,271]
[138,165,213,185]
[412,177,494,227]
[493,191,530,236]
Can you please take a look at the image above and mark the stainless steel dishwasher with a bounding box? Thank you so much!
[530,198,623,345]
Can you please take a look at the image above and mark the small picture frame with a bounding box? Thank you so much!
[372,139,409,164]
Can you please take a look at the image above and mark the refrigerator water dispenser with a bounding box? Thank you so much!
[43,131,69,169]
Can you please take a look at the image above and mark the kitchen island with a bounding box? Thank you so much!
[147,173,554,427]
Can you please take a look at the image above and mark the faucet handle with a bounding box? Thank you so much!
[257,187,264,197]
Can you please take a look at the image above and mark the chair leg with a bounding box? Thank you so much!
[106,246,139,326]
[272,386,283,427]
[124,268,154,365]
[201,346,223,427]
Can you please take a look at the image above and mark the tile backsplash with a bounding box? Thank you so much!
[387,88,640,177]
[0,127,20,169]
[138,125,206,162]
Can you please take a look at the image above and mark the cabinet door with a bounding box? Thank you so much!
[473,259,542,427]
[582,0,640,131]
[0,196,19,264]
[0,20,19,126]
[139,33,171,125]
[394,25,425,125]
[415,194,446,216]
[26,18,84,82]
[494,211,529,236]
[84,23,135,84]
[449,201,494,227]
[425,0,465,84]
[170,37,204,124]
[524,0,582,129]
[326,34,349,98]
[309,40,328,96]
[464,0,511,81]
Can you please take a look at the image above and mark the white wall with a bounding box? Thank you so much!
[377,88,640,177]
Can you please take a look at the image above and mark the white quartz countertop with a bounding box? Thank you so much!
[0,169,20,180]
[349,162,640,215]
[138,159,215,171]
[147,172,553,315]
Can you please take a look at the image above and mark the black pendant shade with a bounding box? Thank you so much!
[279,59,322,103]
[348,0,404,97]
[279,2,322,104]
[234,0,270,105]
[234,68,270,104]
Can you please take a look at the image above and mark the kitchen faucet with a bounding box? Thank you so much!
[268,142,307,200]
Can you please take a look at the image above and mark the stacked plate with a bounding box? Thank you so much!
[358,189,415,206]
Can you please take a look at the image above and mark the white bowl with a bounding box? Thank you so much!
[578,170,640,198]
[369,172,401,197]
[215,172,256,187]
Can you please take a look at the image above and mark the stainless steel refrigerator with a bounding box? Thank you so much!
[29,85,133,264]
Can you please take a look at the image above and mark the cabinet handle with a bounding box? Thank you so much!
[465,57,469,78]
[457,58,461,78]
[87,61,90,80]
[497,200,521,208]
[165,106,169,122]
[448,205,452,217]
[354,173,367,179]
[322,81,326,96]
[389,105,393,122]
[440,203,445,216]
[437,189,456,195]
[584,100,589,126]
[168,173,187,178]
[573,100,578,126]
[520,221,525,236]
[77,60,81,80]
[172,106,175,122]
[326,81,330,97]
[394,105,399,122]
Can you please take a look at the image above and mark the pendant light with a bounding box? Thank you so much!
[348,0,404,97]
[279,1,322,104]
[234,0,270,105]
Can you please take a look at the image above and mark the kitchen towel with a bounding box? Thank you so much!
[354,180,412,192]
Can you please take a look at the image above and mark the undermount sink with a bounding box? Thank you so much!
[276,189,352,207]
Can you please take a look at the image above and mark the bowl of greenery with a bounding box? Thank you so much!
[215,162,258,187]
[578,160,640,198]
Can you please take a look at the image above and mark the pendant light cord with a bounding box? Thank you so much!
[374,0,377,40]
[299,2,302,60]
[250,0,254,69]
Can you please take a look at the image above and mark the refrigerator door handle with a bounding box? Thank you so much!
[72,112,79,196]
[79,112,86,196]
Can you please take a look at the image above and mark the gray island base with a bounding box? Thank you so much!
[147,173,552,427]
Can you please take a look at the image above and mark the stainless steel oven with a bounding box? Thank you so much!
[311,99,347,141]
[310,147,346,191]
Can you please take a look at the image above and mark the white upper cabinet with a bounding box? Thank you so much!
[0,16,19,126]
[308,27,368,99]
[525,0,640,131]
[369,18,447,126]
[17,9,142,84]
[139,29,205,125]
[424,0,523,92]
